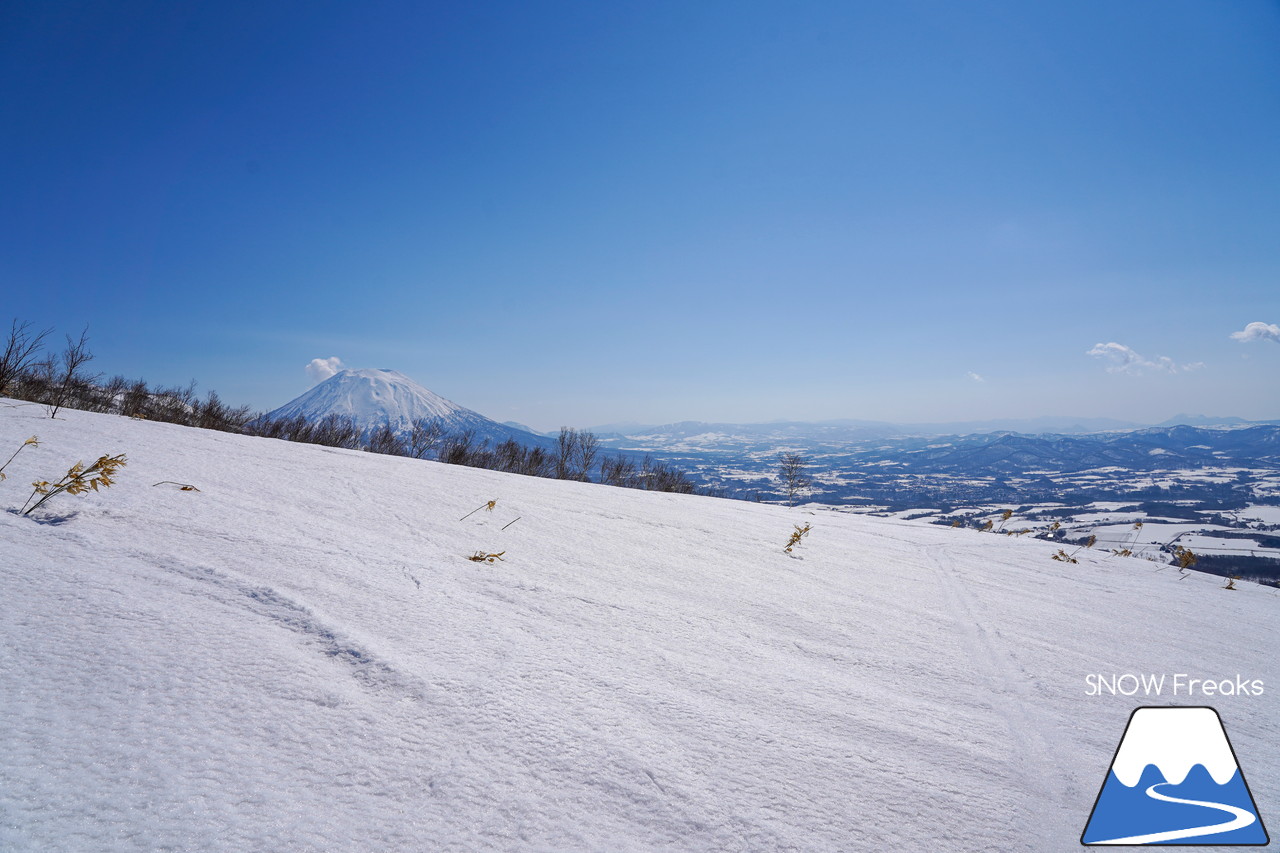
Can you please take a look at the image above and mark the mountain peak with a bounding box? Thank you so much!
[278,367,464,425]
[265,367,549,447]
[337,367,406,378]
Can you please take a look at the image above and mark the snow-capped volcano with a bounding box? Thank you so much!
[265,368,549,447]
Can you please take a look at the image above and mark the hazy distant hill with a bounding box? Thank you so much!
[588,416,1146,450]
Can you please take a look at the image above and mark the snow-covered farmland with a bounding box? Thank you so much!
[2,403,1277,851]
[1240,504,1280,526]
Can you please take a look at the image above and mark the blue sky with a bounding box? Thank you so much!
[3,0,1278,430]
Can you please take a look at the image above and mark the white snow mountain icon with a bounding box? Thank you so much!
[1082,706,1269,845]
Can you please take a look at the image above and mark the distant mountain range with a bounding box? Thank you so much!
[585,416,1138,444]
[882,424,1280,475]
[265,368,552,449]
[1155,413,1268,427]
[581,415,1280,451]
[266,370,1279,473]
[608,423,1280,506]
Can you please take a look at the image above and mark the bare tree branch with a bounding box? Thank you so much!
[44,326,96,419]
[0,319,51,397]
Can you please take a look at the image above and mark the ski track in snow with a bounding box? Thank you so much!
[925,543,1066,852]
[1,403,1277,852]
[151,554,428,701]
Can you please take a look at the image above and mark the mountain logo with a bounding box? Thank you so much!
[1082,706,1269,846]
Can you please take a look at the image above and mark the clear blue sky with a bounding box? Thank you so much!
[3,0,1278,430]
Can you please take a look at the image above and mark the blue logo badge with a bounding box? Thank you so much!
[1082,706,1269,845]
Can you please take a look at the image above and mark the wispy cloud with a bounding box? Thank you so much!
[1229,321,1280,343]
[966,371,986,382]
[1087,342,1200,375]
[305,356,345,385]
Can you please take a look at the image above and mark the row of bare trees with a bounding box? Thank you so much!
[1,321,97,419]
[2,320,257,430]
[245,413,700,493]
[3,318,704,495]
[0,321,52,401]
[447,427,697,493]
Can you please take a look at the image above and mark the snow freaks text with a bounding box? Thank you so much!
[1085,674,1264,697]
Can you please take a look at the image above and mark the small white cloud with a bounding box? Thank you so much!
[1229,321,1280,343]
[1087,342,1197,375]
[966,371,986,382]
[305,356,345,385]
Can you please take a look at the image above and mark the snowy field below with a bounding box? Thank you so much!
[1239,504,1280,526]
[1,402,1277,852]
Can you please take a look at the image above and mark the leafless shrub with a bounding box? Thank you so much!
[555,427,576,479]
[243,413,361,449]
[244,413,306,440]
[0,319,51,397]
[639,454,697,493]
[311,414,362,448]
[120,378,150,417]
[599,453,639,487]
[518,445,553,477]
[43,327,98,419]
[76,374,125,413]
[551,427,603,481]
[440,429,494,467]
[13,359,55,405]
[493,439,523,473]
[194,390,254,432]
[366,423,408,456]
[777,453,811,507]
[574,430,600,481]
[408,417,445,459]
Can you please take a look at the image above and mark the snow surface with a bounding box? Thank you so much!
[1177,534,1272,555]
[1087,521,1236,545]
[2,402,1277,851]
[1241,504,1280,525]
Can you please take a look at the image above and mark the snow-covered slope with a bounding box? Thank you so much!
[1,403,1276,852]
[265,368,551,447]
